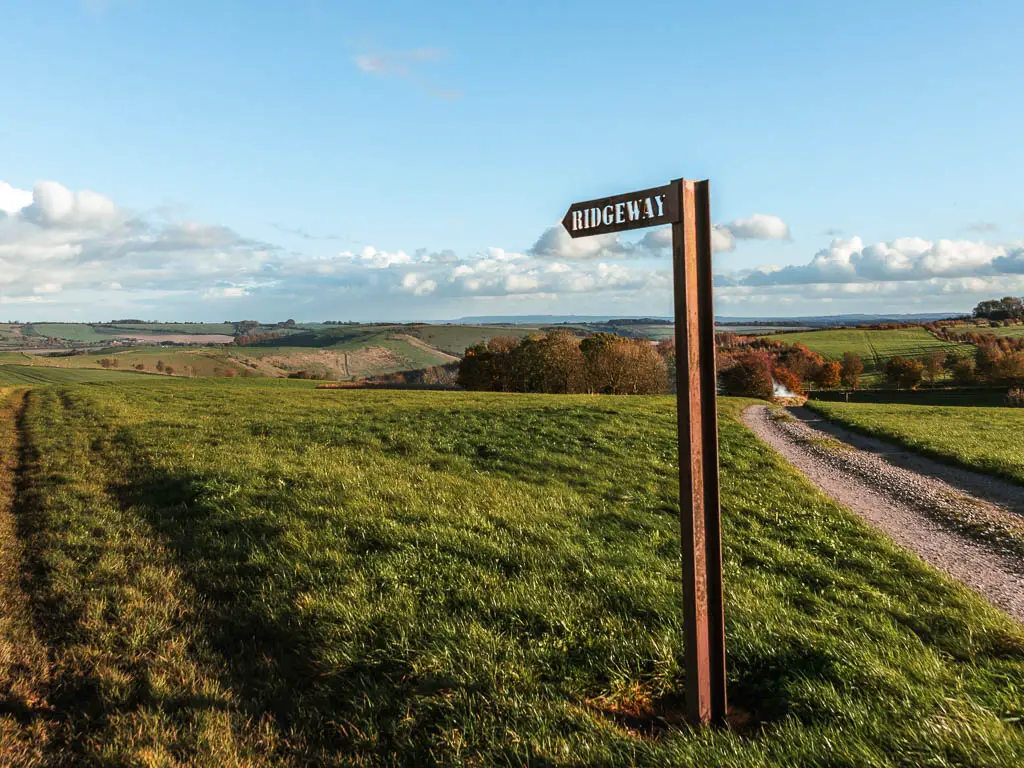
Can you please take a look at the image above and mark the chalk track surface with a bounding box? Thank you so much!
[742,404,1024,622]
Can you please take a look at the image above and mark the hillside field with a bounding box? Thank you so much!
[806,400,1024,486]
[0,324,539,382]
[0,380,1021,765]
[0,365,153,385]
[763,327,974,383]
[971,325,1024,339]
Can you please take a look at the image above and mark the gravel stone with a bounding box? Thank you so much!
[741,404,1024,622]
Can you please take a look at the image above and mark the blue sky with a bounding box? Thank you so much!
[2,0,1023,321]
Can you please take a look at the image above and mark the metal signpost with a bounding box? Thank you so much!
[562,179,727,726]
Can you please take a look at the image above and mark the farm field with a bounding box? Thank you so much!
[806,400,1024,486]
[0,365,151,385]
[764,327,974,383]
[26,337,456,381]
[16,321,283,344]
[0,380,1021,765]
[972,325,1024,338]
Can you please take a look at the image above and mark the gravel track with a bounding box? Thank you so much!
[742,404,1024,622]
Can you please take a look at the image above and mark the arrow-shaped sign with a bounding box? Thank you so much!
[561,183,680,238]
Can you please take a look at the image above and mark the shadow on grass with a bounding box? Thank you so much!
[9,400,231,757]
[108,468,448,762]
[108,467,821,753]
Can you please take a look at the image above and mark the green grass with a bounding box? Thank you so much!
[766,327,975,384]
[806,400,1024,486]
[969,325,1024,339]
[0,379,1021,765]
[23,323,113,342]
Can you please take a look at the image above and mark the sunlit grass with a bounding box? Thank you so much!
[0,379,1021,765]
[807,400,1024,485]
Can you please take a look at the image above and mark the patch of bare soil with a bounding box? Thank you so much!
[742,404,1024,622]
[115,334,235,344]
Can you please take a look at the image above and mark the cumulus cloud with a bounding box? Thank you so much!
[530,211,791,260]
[737,236,1020,287]
[4,177,1023,319]
[0,181,33,215]
[0,180,277,305]
[711,214,790,253]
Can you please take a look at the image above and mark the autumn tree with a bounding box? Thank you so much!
[840,352,864,389]
[885,357,924,390]
[719,351,774,400]
[975,342,1004,378]
[815,361,842,389]
[529,331,586,394]
[923,351,946,385]
[581,333,668,394]
[993,351,1024,384]
[773,366,805,397]
[775,343,824,381]
[951,358,977,385]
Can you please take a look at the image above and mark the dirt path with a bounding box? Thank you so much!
[394,334,461,363]
[742,404,1024,622]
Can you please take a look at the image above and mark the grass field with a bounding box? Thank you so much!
[807,400,1024,486]
[0,380,1020,765]
[22,323,117,342]
[765,327,974,383]
[971,325,1024,338]
[7,333,458,382]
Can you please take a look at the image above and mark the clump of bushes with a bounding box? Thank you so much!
[1008,388,1024,407]
[719,351,774,400]
[885,357,925,390]
[288,369,328,380]
[458,331,668,395]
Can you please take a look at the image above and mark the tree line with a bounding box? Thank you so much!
[714,335,862,398]
[973,296,1024,321]
[458,332,669,394]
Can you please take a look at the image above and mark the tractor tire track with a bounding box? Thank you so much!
[0,389,53,766]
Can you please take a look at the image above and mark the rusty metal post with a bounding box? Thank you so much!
[671,178,728,726]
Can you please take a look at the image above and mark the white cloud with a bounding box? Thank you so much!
[711,214,790,253]
[530,225,631,260]
[738,236,1018,286]
[3,177,1022,320]
[0,182,33,215]
[725,214,790,241]
[22,181,121,227]
[0,179,277,306]
[533,212,791,260]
